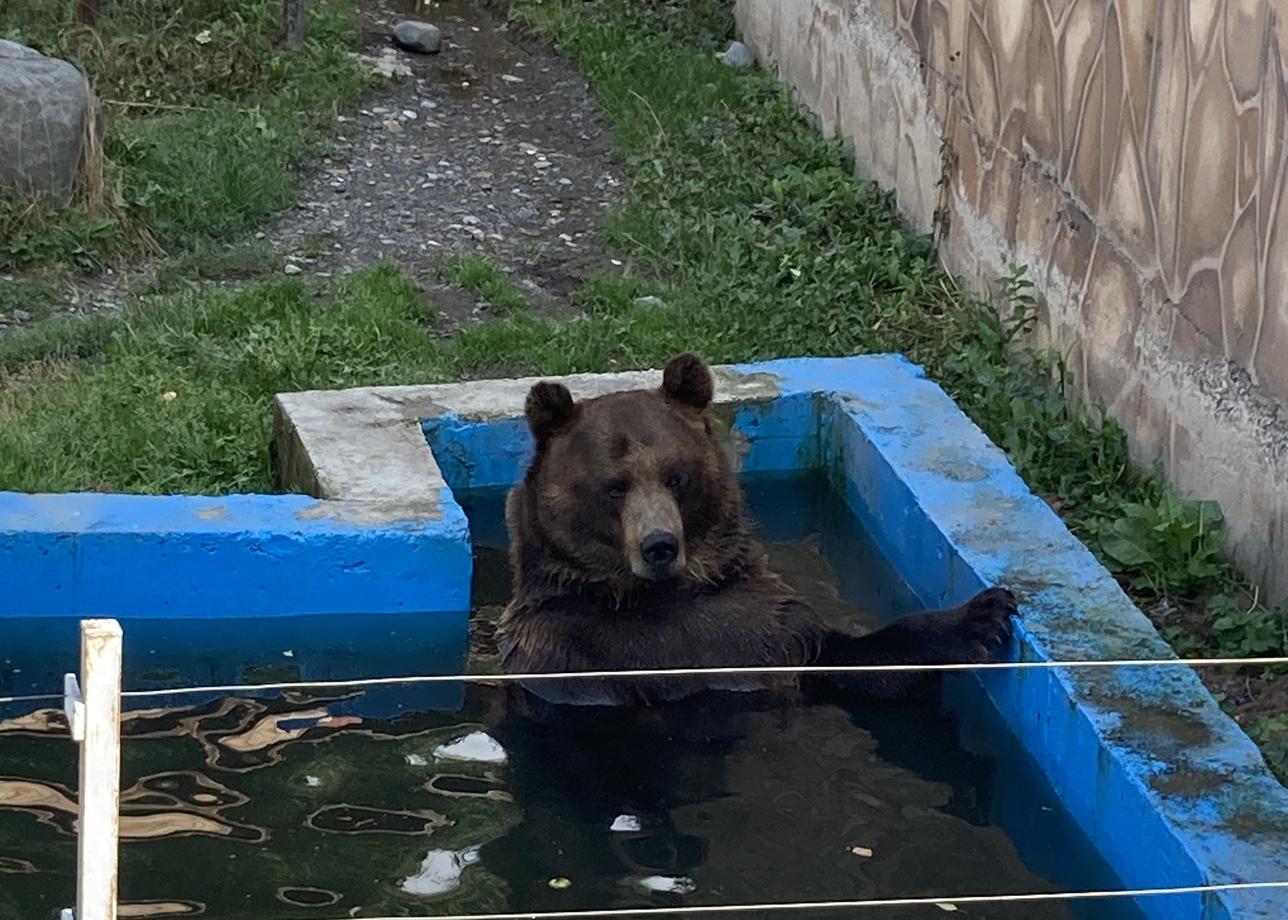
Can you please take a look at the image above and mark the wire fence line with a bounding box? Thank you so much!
[3,653,1288,708]
[315,879,1288,920]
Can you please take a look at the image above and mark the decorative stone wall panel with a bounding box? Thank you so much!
[736,0,1288,600]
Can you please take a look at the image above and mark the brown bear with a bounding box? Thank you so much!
[497,353,1015,707]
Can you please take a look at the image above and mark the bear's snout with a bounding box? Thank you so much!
[640,530,679,572]
[622,483,686,579]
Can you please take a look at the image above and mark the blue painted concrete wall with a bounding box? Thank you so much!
[749,355,1288,920]
[0,492,470,621]
[0,491,472,706]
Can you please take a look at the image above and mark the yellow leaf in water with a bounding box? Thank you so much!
[548,877,572,890]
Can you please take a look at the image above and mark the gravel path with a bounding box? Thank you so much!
[267,0,627,328]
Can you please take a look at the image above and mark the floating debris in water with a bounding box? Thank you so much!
[400,846,481,896]
[935,904,959,912]
[304,776,321,787]
[849,845,874,858]
[548,877,572,890]
[637,875,695,894]
[432,730,507,764]
[405,753,428,766]
[610,814,641,832]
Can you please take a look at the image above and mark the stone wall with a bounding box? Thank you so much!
[735,0,1288,601]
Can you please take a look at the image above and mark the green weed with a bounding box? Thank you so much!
[438,255,528,313]
[1097,494,1227,596]
[134,241,280,296]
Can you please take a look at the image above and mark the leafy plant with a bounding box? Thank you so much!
[1209,594,1287,656]
[1097,494,1227,596]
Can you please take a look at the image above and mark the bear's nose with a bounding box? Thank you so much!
[640,531,679,570]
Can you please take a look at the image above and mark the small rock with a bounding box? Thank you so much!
[500,74,524,83]
[722,41,755,68]
[637,875,695,894]
[12,309,31,322]
[392,20,442,55]
[351,48,412,80]
[610,814,641,832]
[283,263,303,275]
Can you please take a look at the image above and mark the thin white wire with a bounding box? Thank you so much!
[331,879,1288,919]
[2,654,1287,707]
[103,653,1288,700]
[0,692,64,706]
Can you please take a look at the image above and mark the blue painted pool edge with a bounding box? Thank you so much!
[0,491,472,621]
[749,355,1288,920]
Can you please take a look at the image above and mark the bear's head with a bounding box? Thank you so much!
[510,353,745,593]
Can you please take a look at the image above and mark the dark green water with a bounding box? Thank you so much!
[0,474,1145,920]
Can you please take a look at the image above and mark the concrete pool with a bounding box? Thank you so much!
[2,355,1287,919]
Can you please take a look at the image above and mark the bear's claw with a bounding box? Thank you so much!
[954,586,1017,660]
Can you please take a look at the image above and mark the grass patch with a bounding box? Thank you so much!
[0,275,64,326]
[438,254,528,313]
[0,266,446,494]
[0,0,367,273]
[134,241,281,296]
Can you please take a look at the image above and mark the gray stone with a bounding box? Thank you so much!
[392,20,443,55]
[0,40,97,198]
[12,309,32,322]
[721,41,755,69]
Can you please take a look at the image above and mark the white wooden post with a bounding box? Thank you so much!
[66,619,123,920]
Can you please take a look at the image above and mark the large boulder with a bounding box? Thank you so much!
[0,40,97,199]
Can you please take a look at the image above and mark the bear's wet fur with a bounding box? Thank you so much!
[498,353,1016,706]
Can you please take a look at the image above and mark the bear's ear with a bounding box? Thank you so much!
[661,353,714,410]
[525,381,578,443]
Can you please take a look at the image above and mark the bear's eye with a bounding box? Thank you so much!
[604,479,629,500]
[664,471,686,492]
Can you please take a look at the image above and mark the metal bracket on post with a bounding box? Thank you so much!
[60,670,87,920]
[64,673,86,742]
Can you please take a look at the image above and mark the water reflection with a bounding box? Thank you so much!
[0,475,1147,920]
